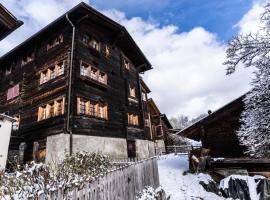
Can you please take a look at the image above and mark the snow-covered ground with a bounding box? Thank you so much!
[158,154,225,200]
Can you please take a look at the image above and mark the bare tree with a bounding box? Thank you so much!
[224,3,270,157]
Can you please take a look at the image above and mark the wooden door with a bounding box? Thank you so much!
[127,140,136,158]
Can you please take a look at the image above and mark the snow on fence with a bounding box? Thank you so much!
[45,157,160,200]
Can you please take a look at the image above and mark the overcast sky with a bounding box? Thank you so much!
[0,0,265,118]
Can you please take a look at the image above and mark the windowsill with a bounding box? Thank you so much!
[6,96,20,103]
[47,43,63,52]
[127,126,143,131]
[82,43,101,57]
[128,96,139,103]
[80,75,108,90]
[21,61,34,67]
[37,114,64,123]
[77,113,108,121]
[39,74,65,86]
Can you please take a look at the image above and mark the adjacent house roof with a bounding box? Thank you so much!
[140,78,151,93]
[161,114,173,129]
[177,94,245,141]
[0,2,152,73]
[0,4,23,41]
[147,98,161,116]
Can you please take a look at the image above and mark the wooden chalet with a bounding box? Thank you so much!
[0,3,156,163]
[0,4,23,41]
[178,95,245,158]
[147,98,173,154]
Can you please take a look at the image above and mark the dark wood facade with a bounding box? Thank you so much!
[179,95,246,158]
[0,3,152,161]
[147,98,172,145]
[0,4,23,40]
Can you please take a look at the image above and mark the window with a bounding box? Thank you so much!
[80,99,86,115]
[105,45,110,57]
[90,38,100,51]
[90,103,95,116]
[13,114,20,130]
[128,113,139,126]
[57,62,64,76]
[77,97,108,119]
[5,68,11,76]
[50,67,56,79]
[7,84,20,100]
[22,53,34,66]
[47,34,63,50]
[129,84,136,98]
[99,72,107,84]
[82,34,100,51]
[80,63,88,77]
[48,103,54,118]
[142,92,147,101]
[40,61,65,85]
[80,61,107,85]
[37,97,65,121]
[145,119,150,127]
[124,59,130,70]
[90,68,98,80]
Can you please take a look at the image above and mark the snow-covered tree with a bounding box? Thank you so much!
[224,3,270,157]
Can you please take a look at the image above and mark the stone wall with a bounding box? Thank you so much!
[46,134,155,164]
[135,139,155,159]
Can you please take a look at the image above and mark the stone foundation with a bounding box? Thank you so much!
[45,134,155,164]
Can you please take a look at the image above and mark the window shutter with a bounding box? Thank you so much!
[54,100,59,116]
[95,103,99,117]
[14,84,19,97]
[77,97,81,114]
[62,97,65,115]
[86,101,90,115]
[38,107,42,121]
[7,88,11,100]
[47,69,51,80]
[46,104,51,118]
[104,105,108,119]
[40,73,44,84]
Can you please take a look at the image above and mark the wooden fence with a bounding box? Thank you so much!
[45,157,159,200]
[166,145,201,154]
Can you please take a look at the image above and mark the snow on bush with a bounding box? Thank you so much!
[136,186,164,200]
[136,186,156,200]
[0,152,111,199]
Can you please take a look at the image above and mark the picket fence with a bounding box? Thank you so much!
[46,157,160,200]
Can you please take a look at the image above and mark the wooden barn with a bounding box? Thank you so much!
[0,3,23,41]
[0,2,156,164]
[178,95,246,158]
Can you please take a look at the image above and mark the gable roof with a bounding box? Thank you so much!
[177,94,246,140]
[147,98,161,116]
[0,4,23,41]
[0,3,152,73]
[161,114,173,129]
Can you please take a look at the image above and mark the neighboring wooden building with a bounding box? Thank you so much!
[178,95,245,158]
[0,4,23,41]
[147,98,173,154]
[0,3,155,163]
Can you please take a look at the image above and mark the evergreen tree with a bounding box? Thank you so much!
[224,3,270,157]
